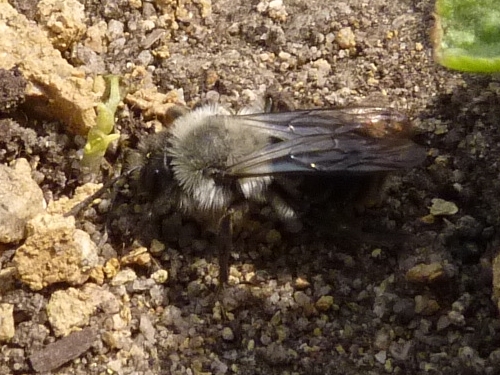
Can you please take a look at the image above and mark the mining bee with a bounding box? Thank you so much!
[117,103,426,283]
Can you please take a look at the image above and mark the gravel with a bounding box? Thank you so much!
[1,0,500,374]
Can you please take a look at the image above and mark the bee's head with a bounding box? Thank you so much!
[127,131,174,200]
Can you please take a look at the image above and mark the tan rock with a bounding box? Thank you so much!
[0,1,97,134]
[315,295,334,312]
[110,269,137,286]
[121,247,151,266]
[0,303,15,342]
[36,0,86,52]
[47,182,102,215]
[151,269,169,284]
[0,159,46,243]
[125,66,183,122]
[429,198,459,216]
[406,262,445,283]
[47,284,120,337]
[83,21,107,54]
[46,288,95,337]
[414,294,440,315]
[336,27,356,49]
[103,258,120,279]
[13,214,98,290]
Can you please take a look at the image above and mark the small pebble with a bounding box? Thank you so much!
[429,198,458,216]
[110,269,137,286]
[151,269,169,284]
[375,350,387,364]
[336,27,356,49]
[406,263,444,283]
[222,327,234,341]
[294,291,312,307]
[315,296,334,311]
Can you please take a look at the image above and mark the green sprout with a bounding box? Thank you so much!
[433,0,500,73]
[81,75,122,172]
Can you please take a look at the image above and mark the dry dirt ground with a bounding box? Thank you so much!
[2,0,500,374]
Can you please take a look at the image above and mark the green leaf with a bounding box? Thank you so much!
[81,75,122,171]
[433,0,500,72]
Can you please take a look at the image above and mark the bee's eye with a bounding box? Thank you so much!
[138,154,172,198]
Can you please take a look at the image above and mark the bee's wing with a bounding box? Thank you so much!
[233,107,415,139]
[225,108,426,177]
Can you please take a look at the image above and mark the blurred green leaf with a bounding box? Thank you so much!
[433,0,500,72]
[81,76,122,172]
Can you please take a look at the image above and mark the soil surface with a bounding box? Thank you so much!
[2,0,500,374]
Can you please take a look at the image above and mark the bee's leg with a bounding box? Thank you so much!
[65,166,140,218]
[211,211,234,320]
[354,172,389,212]
[264,87,295,113]
[64,174,123,218]
[217,211,233,286]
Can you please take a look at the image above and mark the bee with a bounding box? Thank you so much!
[122,103,426,283]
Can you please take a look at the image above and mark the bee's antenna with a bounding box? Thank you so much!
[64,167,140,218]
